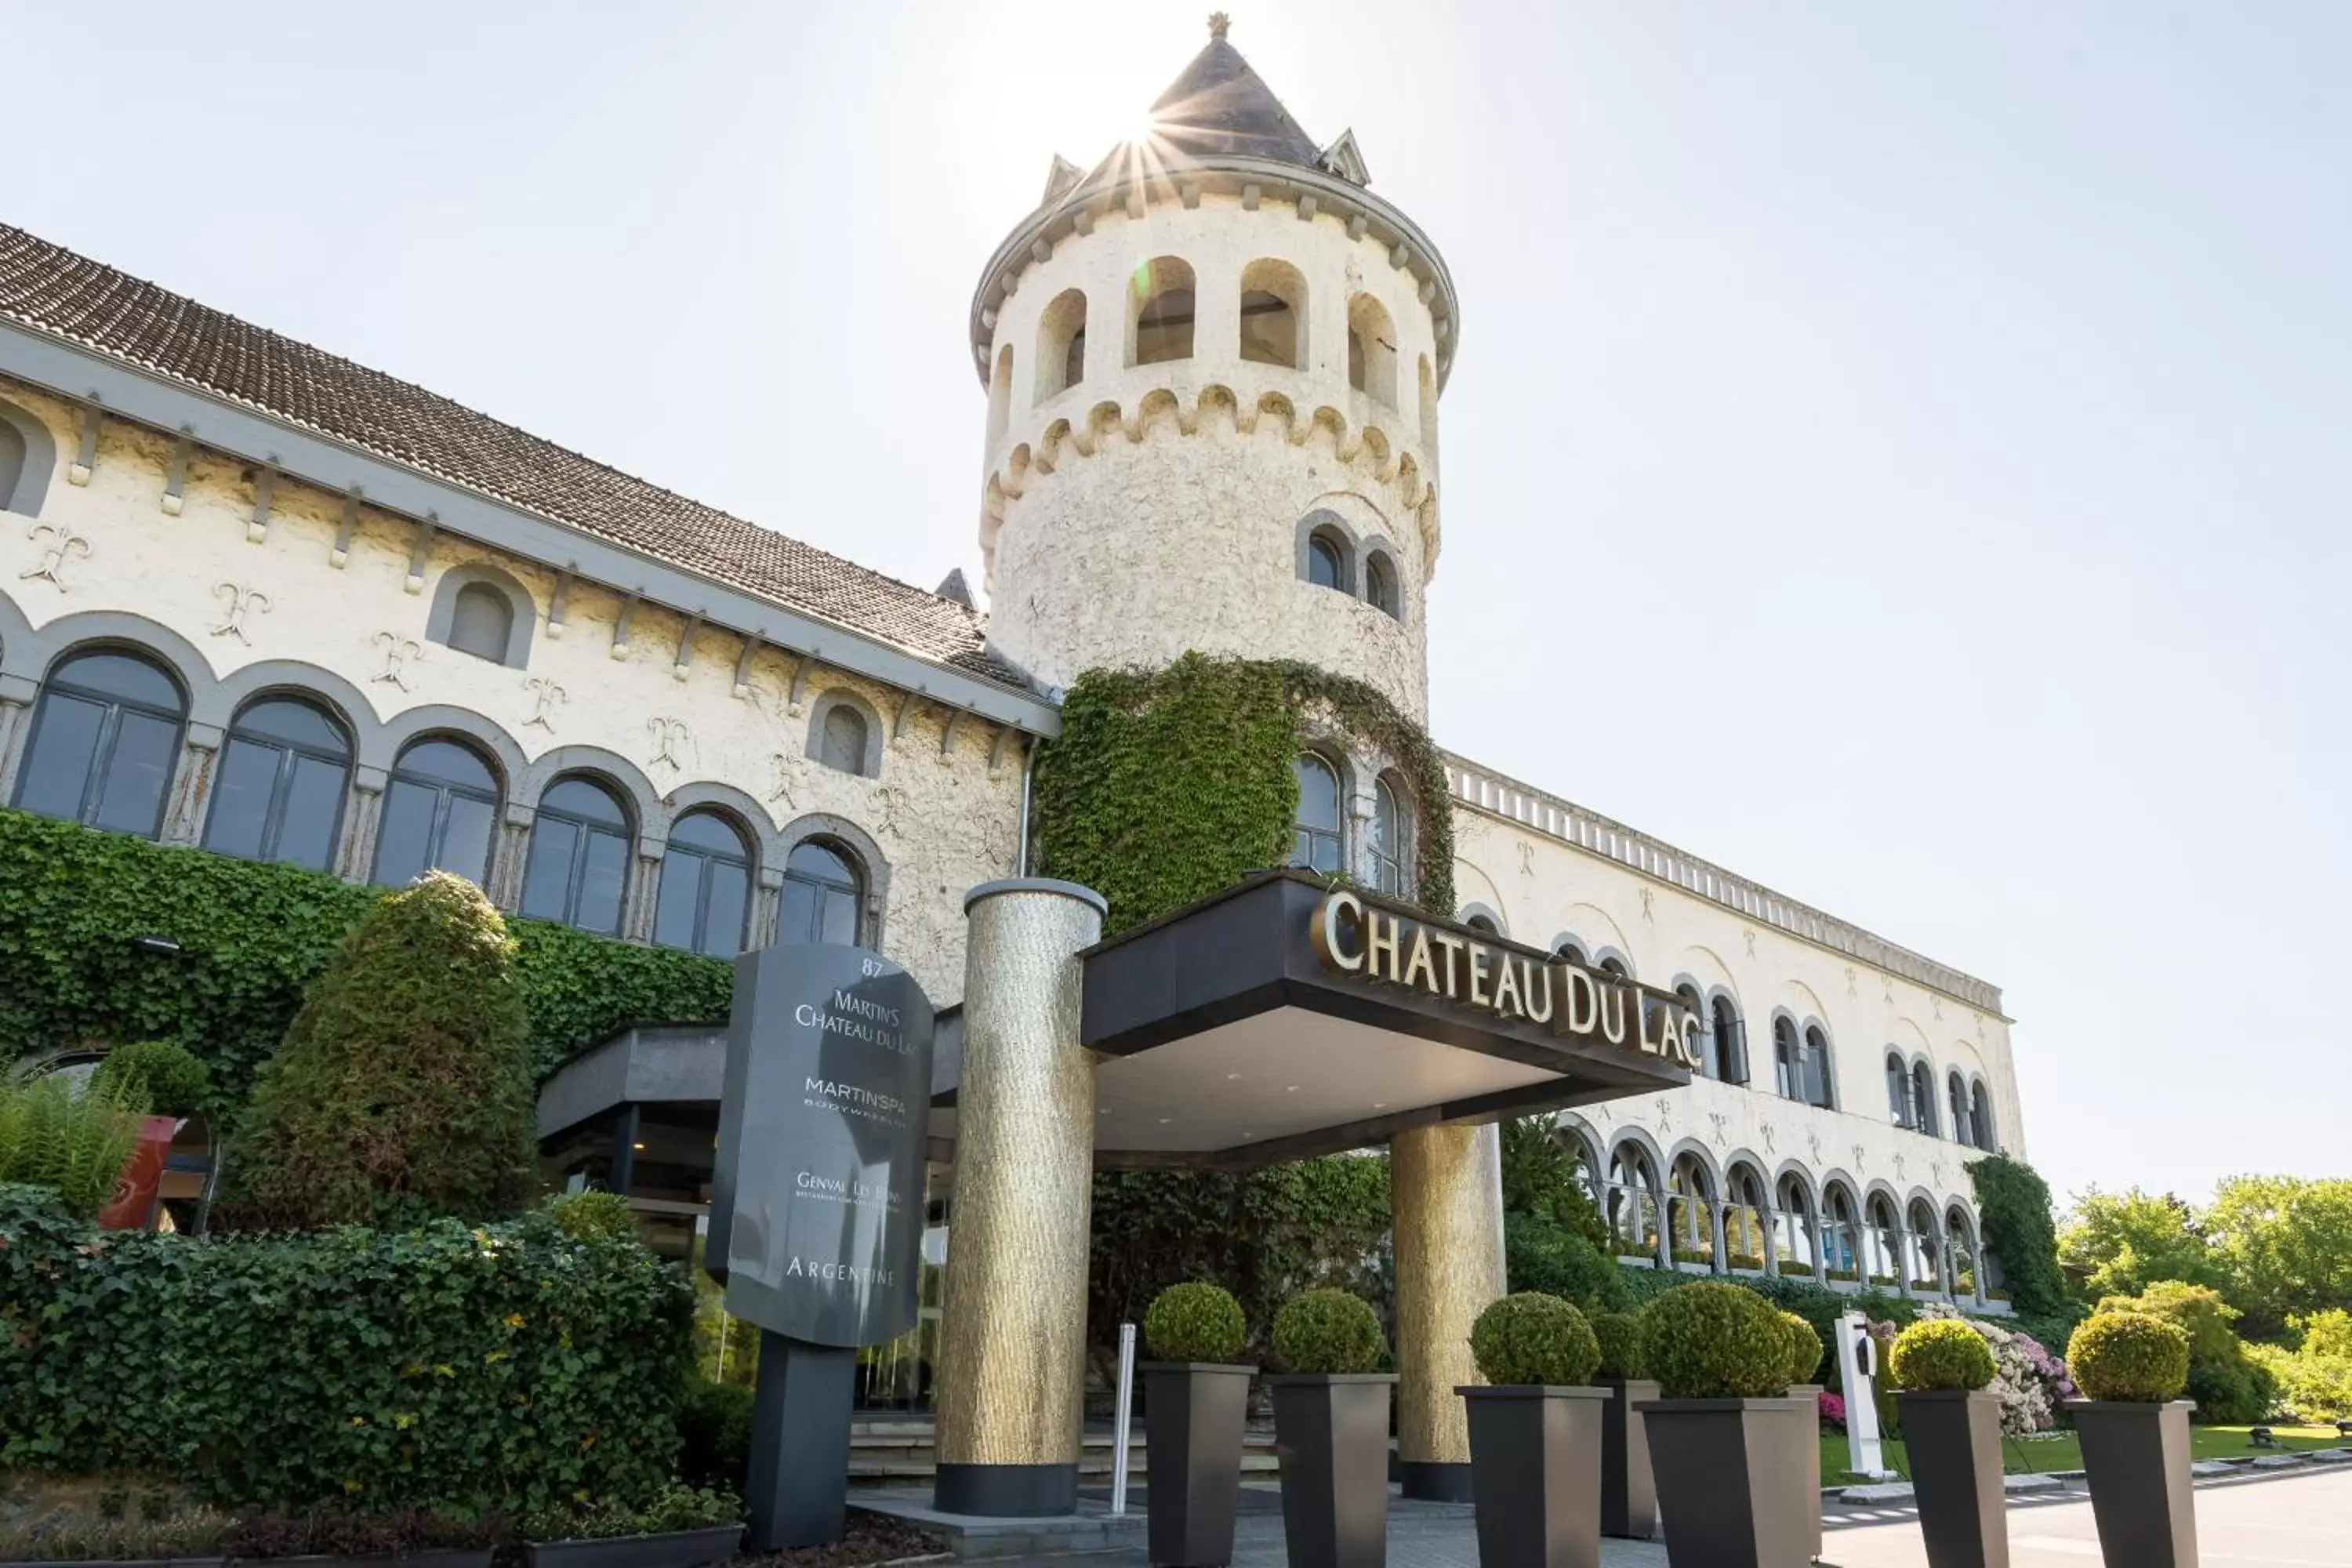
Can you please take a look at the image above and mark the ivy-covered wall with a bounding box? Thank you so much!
[1029,652,1455,934]
[0,809,731,1096]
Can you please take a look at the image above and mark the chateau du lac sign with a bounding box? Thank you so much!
[706,943,935,1348]
[1308,888,1706,1069]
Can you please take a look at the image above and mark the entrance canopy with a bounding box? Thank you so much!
[1072,871,1695,1167]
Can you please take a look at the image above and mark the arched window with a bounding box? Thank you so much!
[1417,354,1439,458]
[1825,1188,1862,1276]
[985,344,1014,448]
[818,702,870,776]
[1607,1141,1661,1258]
[1725,1166,1769,1269]
[13,649,186,838]
[1597,953,1630,979]
[520,777,632,935]
[202,696,351,869]
[1668,1152,1714,1260]
[1949,1071,1970,1145]
[1364,552,1402,620]
[373,738,500,887]
[0,417,24,510]
[1290,753,1343,873]
[1036,289,1088,403]
[779,838,863,946]
[1131,256,1196,365]
[1773,1017,1802,1101]
[1802,1025,1835,1109]
[1777,1174,1817,1271]
[654,810,753,957]
[1238,259,1305,368]
[1464,912,1500,935]
[445,582,515,662]
[1305,527,1348,591]
[1369,775,1410,895]
[1867,1194,1904,1284]
[1710,995,1748,1084]
[1555,938,1588,967]
[1886,1051,1911,1127]
[1677,985,1715,1078]
[1908,1198,1944,1288]
[1911,1062,1939,1137]
[1346,293,1399,407]
[1970,1081,1996,1152]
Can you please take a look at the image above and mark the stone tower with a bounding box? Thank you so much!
[968,17,1456,721]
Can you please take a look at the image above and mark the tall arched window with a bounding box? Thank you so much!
[1725,1166,1769,1269]
[1710,996,1748,1084]
[1290,753,1343,873]
[373,738,500,887]
[1777,1174,1817,1271]
[1364,552,1402,619]
[1911,1062,1939,1136]
[1305,526,1350,592]
[1668,1152,1714,1260]
[1130,256,1196,365]
[1970,1081,1996,1152]
[985,345,1014,448]
[1887,1051,1911,1127]
[1036,289,1088,403]
[1238,258,1305,368]
[1867,1194,1904,1283]
[520,777,632,935]
[1825,1188,1862,1276]
[779,838,862,946]
[1949,1072,1970,1145]
[817,702,871,776]
[654,810,753,956]
[13,649,186,839]
[1773,1017,1802,1101]
[1346,293,1399,407]
[1370,775,1409,895]
[1802,1025,1835,1109]
[1677,985,1715,1078]
[446,582,514,662]
[203,696,351,870]
[1417,354,1439,457]
[1607,1142,1661,1258]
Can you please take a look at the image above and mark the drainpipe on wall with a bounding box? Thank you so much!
[1015,735,1036,876]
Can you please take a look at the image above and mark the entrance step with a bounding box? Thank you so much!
[845,1417,1281,1485]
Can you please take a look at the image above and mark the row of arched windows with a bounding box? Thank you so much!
[1886,1051,1998,1151]
[1290,752,1413,896]
[9,644,870,958]
[1301,514,1403,621]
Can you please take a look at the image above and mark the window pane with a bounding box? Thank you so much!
[437,791,495,885]
[521,818,581,920]
[778,879,818,945]
[576,828,629,935]
[653,850,706,950]
[237,699,346,753]
[1293,756,1339,829]
[818,884,859,946]
[788,840,855,885]
[53,652,180,711]
[203,736,281,860]
[274,753,347,869]
[1307,535,1342,589]
[92,710,180,837]
[374,779,438,885]
[398,740,495,793]
[670,811,744,855]
[15,691,106,821]
[701,859,750,956]
[543,778,626,826]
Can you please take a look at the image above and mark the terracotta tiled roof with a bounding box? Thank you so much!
[0,223,1018,684]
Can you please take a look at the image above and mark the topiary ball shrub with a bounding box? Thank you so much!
[1888,1319,1997,1392]
[93,1041,213,1119]
[1638,1281,1791,1400]
[1779,1309,1826,1385]
[1591,1311,1647,1380]
[2067,1311,2191,1403]
[1145,1281,1248,1364]
[1469,1292,1601,1388]
[1273,1288,1388,1376]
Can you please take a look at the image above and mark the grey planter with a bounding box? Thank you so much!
[1897,1390,2008,1568]
[2065,1399,2198,1568]
[1269,1373,1398,1568]
[522,1526,745,1568]
[1635,1396,1813,1568]
[1457,1385,1609,1568]
[1597,1377,1661,1540]
[1785,1383,1823,1562]
[1144,1361,1258,1567]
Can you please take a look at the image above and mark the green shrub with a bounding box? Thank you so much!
[1272,1289,1387,1375]
[93,1040,213,1118]
[677,1377,755,1492]
[546,1188,641,1246]
[229,873,537,1228]
[1145,1281,1248,1363]
[1469,1292,1600,1387]
[519,1483,742,1542]
[2096,1280,2274,1424]
[0,1185,693,1512]
[1888,1319,1998,1392]
[0,808,731,1095]
[1638,1281,1791,1399]
[0,1073,145,1217]
[1591,1311,1646,1379]
[1508,1210,1627,1310]
[0,1508,231,1562]
[1778,1308,1825,1385]
[2067,1311,2191,1403]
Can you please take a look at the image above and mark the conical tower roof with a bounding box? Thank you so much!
[1141,15,1325,169]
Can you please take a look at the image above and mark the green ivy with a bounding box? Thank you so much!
[0,809,730,1095]
[0,1185,694,1513]
[1967,1154,2071,1323]
[1031,652,1456,935]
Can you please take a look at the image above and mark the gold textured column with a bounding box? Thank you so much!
[1391,1120,1508,1502]
[932,878,1105,1517]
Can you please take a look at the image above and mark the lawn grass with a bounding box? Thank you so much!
[1823,1422,2350,1483]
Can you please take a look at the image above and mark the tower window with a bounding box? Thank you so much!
[1239,258,1307,368]
[1346,293,1399,408]
[1307,531,1345,590]
[1364,551,1402,619]
[1129,256,1196,366]
[1290,753,1343,874]
[1370,775,1410,895]
[1036,289,1088,404]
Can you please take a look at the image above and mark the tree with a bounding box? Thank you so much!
[2060,1187,2226,1301]
[2097,1279,2275,1424]
[1498,1115,1609,1248]
[229,873,537,1228]
[1965,1153,2071,1321]
[2204,1177,2352,1341]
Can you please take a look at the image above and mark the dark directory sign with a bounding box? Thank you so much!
[708,943,935,1348]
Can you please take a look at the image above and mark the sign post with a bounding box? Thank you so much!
[709,943,935,1551]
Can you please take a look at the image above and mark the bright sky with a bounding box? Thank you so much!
[9,3,2347,1208]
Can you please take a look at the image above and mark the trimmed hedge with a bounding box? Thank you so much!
[0,809,730,1094]
[1273,1289,1388,1376]
[1145,1281,1248,1364]
[1591,1311,1646,1380]
[0,1185,694,1512]
[1470,1293,1600,1387]
[1889,1319,1997,1392]
[1639,1281,1791,1400]
[2068,1310,2191,1403]
[1778,1308,1825,1385]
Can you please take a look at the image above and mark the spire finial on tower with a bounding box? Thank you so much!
[1208,12,1230,41]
